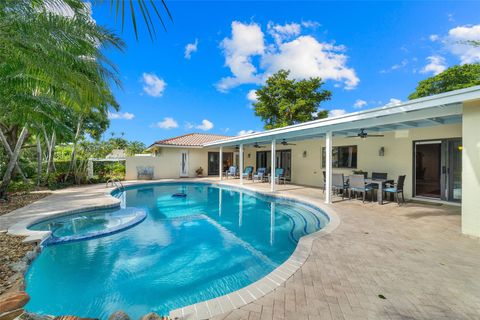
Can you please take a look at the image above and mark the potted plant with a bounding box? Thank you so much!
[195,167,204,177]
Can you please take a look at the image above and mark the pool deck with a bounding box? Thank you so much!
[2,178,480,320]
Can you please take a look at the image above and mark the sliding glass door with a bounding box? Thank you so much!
[256,150,291,180]
[208,152,233,175]
[414,138,462,202]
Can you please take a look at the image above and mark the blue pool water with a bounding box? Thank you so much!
[25,182,328,319]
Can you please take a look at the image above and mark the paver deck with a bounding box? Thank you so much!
[2,178,479,320]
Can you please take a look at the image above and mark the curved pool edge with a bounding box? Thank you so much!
[6,179,340,319]
[166,181,341,320]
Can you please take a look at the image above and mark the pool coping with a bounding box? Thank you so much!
[6,179,340,319]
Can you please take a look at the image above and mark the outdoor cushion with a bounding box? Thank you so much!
[384,187,397,192]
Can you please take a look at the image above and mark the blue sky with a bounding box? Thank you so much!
[91,1,480,144]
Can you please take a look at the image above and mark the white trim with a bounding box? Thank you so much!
[204,86,480,147]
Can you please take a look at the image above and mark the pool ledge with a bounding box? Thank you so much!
[168,180,341,320]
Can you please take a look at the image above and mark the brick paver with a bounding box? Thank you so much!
[211,180,480,320]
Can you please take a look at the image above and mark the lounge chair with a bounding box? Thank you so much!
[253,168,266,183]
[242,166,254,180]
[349,174,373,203]
[225,166,237,179]
[384,175,406,205]
[269,168,286,184]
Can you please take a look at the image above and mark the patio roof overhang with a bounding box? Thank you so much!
[204,85,480,147]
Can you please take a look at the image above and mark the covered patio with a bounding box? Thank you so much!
[205,86,480,237]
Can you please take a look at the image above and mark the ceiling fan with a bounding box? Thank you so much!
[253,142,265,148]
[280,139,296,146]
[347,129,384,139]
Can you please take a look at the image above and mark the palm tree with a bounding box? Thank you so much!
[0,1,124,198]
[37,0,173,40]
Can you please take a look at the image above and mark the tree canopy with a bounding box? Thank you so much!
[253,70,332,130]
[408,64,480,100]
[0,1,124,198]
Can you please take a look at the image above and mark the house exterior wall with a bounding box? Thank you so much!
[126,147,210,180]
[242,123,462,199]
[461,102,480,237]
[127,124,462,200]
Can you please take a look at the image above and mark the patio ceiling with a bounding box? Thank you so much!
[204,85,480,148]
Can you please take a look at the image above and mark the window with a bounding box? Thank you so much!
[322,145,357,168]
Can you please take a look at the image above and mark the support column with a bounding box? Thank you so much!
[219,146,223,180]
[325,131,333,204]
[271,139,276,192]
[462,102,480,237]
[240,144,244,185]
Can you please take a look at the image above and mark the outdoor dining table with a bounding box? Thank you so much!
[365,178,394,205]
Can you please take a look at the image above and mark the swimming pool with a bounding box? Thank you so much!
[25,182,328,319]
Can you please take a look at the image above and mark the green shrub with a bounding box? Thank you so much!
[7,180,35,193]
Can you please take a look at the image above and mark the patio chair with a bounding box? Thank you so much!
[269,168,286,184]
[372,172,388,180]
[253,168,266,183]
[348,174,373,203]
[369,172,388,200]
[384,175,406,205]
[332,173,349,199]
[322,171,326,194]
[242,166,254,180]
[225,166,238,179]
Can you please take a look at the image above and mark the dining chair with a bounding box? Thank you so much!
[332,173,349,199]
[349,174,373,203]
[384,175,406,205]
[370,172,388,201]
[322,171,326,194]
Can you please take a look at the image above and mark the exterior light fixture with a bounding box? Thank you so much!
[379,147,385,156]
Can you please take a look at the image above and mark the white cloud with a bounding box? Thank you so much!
[184,39,198,59]
[154,117,178,129]
[267,22,301,44]
[329,109,347,117]
[142,73,166,97]
[385,98,402,107]
[238,129,255,136]
[353,99,367,109]
[262,36,359,90]
[247,89,258,103]
[445,24,480,64]
[380,59,408,73]
[429,34,440,42]
[217,21,265,92]
[217,21,359,91]
[301,20,320,29]
[185,119,214,131]
[196,119,214,131]
[421,55,447,75]
[108,111,134,120]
